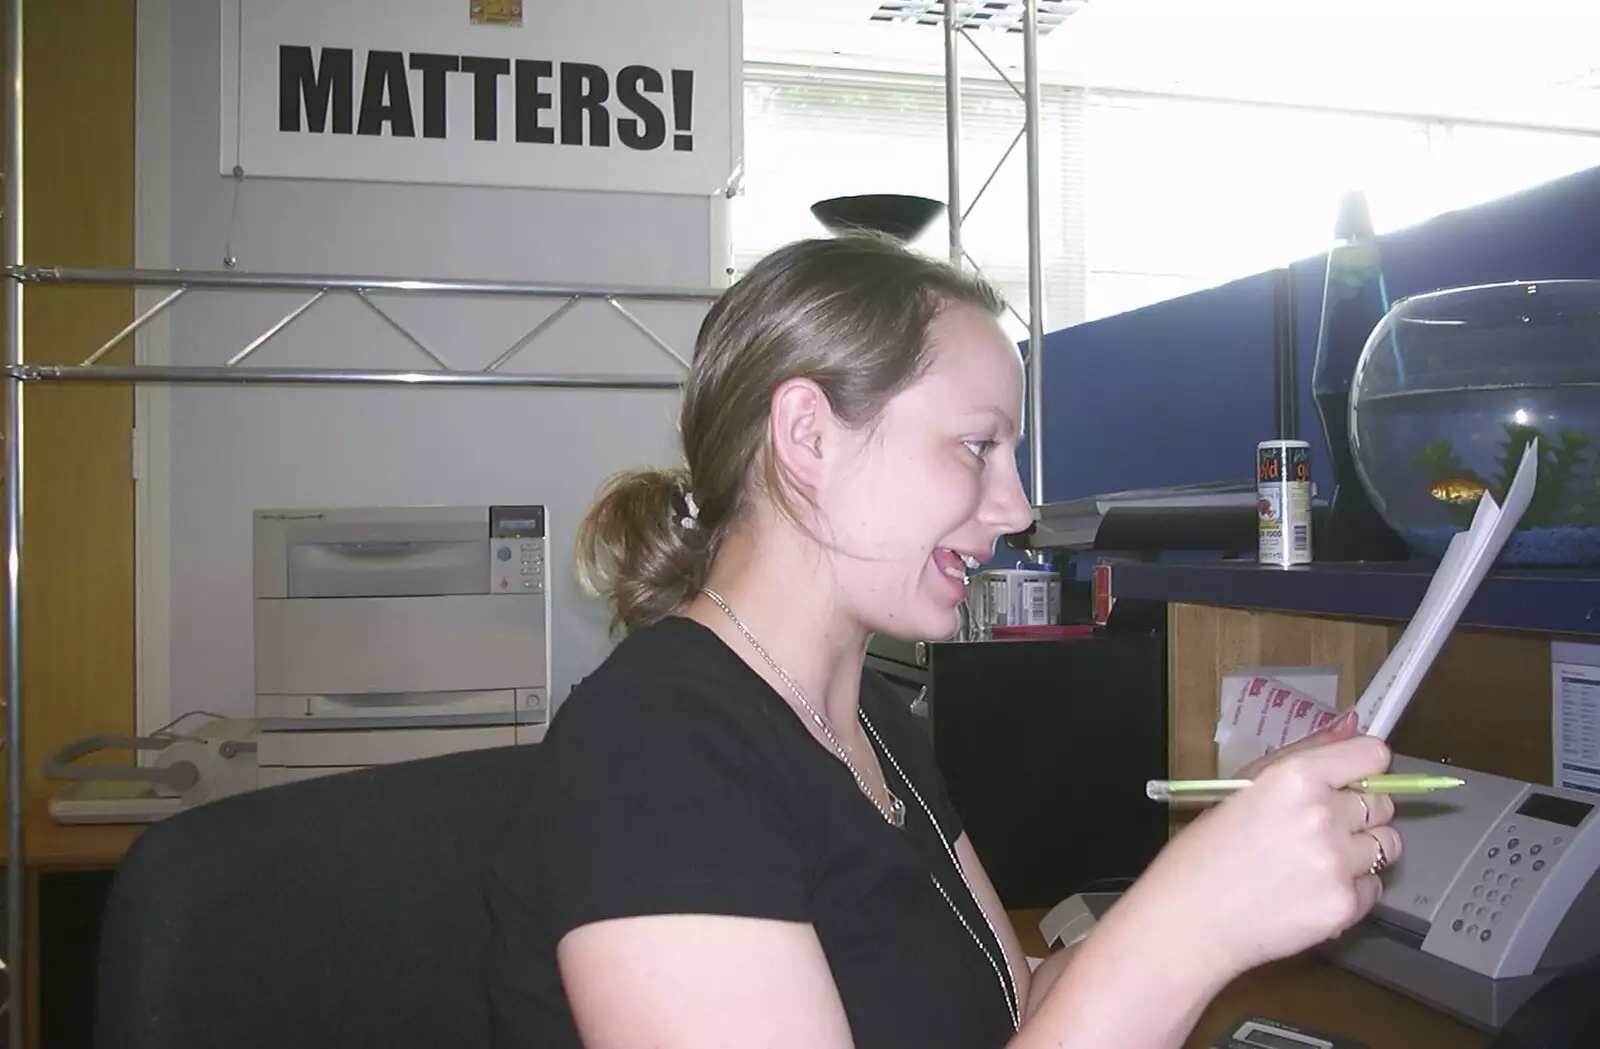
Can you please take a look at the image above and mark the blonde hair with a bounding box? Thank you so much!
[574,233,1004,635]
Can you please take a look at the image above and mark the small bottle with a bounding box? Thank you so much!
[1310,191,1410,562]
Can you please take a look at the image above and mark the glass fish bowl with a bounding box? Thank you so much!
[1348,279,1600,567]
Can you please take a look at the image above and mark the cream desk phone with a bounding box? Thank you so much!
[1036,754,1600,1037]
[1319,754,1600,1033]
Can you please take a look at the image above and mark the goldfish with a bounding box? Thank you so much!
[1430,477,1492,505]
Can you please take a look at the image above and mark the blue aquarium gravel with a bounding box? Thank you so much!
[1403,526,1600,567]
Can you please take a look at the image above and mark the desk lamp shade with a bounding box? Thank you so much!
[809,194,945,242]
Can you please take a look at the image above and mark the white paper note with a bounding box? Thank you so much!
[1216,674,1343,776]
[1553,641,1600,796]
[1216,666,1341,743]
[1353,439,1540,741]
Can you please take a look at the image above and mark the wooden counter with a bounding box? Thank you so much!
[1007,908,1487,1049]
[1,799,146,869]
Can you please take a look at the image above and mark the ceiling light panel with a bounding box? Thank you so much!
[868,1,1089,36]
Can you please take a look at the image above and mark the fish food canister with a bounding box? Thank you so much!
[1257,439,1313,566]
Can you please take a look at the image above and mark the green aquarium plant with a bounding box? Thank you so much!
[1413,422,1598,529]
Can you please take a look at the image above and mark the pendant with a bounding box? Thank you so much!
[885,788,906,828]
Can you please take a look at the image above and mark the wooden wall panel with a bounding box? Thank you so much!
[1169,605,1562,797]
[1168,603,1394,781]
[1388,627,1557,786]
[1,1,137,809]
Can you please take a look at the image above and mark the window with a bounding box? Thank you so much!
[1437,124,1600,212]
[734,63,1600,330]
[733,66,1082,343]
[1081,96,1436,302]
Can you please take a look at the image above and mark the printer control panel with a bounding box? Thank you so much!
[489,504,546,595]
[1421,787,1597,978]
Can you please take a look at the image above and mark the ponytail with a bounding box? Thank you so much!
[573,467,713,636]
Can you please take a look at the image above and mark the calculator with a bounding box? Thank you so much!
[1212,1014,1368,1049]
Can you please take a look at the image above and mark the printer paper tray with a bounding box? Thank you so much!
[258,723,545,768]
[257,687,545,727]
[255,594,546,695]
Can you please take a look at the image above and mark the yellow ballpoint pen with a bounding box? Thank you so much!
[1144,773,1466,802]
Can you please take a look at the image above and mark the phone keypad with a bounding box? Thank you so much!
[1449,821,1562,943]
[491,539,546,593]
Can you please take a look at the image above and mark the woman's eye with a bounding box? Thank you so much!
[964,439,995,459]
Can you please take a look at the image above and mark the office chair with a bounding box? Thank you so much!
[94,742,540,1049]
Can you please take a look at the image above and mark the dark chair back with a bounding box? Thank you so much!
[94,743,538,1049]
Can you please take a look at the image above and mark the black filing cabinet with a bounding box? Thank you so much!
[867,630,1169,910]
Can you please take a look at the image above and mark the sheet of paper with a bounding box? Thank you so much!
[1216,667,1340,743]
[1216,675,1343,776]
[1552,641,1600,796]
[1353,439,1540,741]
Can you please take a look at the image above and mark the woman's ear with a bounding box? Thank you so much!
[768,377,830,495]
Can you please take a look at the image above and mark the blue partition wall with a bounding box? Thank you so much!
[1026,163,1600,504]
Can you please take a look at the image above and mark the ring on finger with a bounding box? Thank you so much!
[1353,791,1371,827]
[1365,831,1390,876]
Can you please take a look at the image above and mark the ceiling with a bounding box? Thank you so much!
[742,0,1600,131]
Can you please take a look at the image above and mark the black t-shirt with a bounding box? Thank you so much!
[483,615,1016,1049]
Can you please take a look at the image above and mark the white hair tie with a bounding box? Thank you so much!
[676,488,700,531]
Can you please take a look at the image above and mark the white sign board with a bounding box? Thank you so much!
[220,0,743,196]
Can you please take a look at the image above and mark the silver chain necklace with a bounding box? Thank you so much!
[698,588,1021,1032]
[860,713,1022,1032]
[701,587,905,828]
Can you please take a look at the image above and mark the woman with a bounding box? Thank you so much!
[483,234,1401,1049]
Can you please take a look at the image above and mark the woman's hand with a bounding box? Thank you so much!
[1135,729,1401,979]
[1012,719,1399,1049]
[1235,711,1399,832]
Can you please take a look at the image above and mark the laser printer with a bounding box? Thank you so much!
[253,503,551,785]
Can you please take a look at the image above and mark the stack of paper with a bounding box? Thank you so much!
[1353,439,1540,740]
[1212,439,1539,771]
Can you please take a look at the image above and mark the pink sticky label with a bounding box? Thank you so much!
[1227,676,1271,733]
[1279,698,1318,747]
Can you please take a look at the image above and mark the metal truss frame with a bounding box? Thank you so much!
[6,265,710,390]
[943,0,1048,505]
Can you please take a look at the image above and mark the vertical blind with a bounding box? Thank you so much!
[734,62,1600,331]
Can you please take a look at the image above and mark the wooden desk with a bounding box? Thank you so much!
[4,800,147,1049]
[1007,909,1488,1049]
[3,798,146,868]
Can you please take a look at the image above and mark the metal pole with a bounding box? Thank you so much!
[1272,267,1298,440]
[3,0,24,1042]
[9,364,684,390]
[6,265,720,303]
[943,2,962,267]
[1023,0,1045,506]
